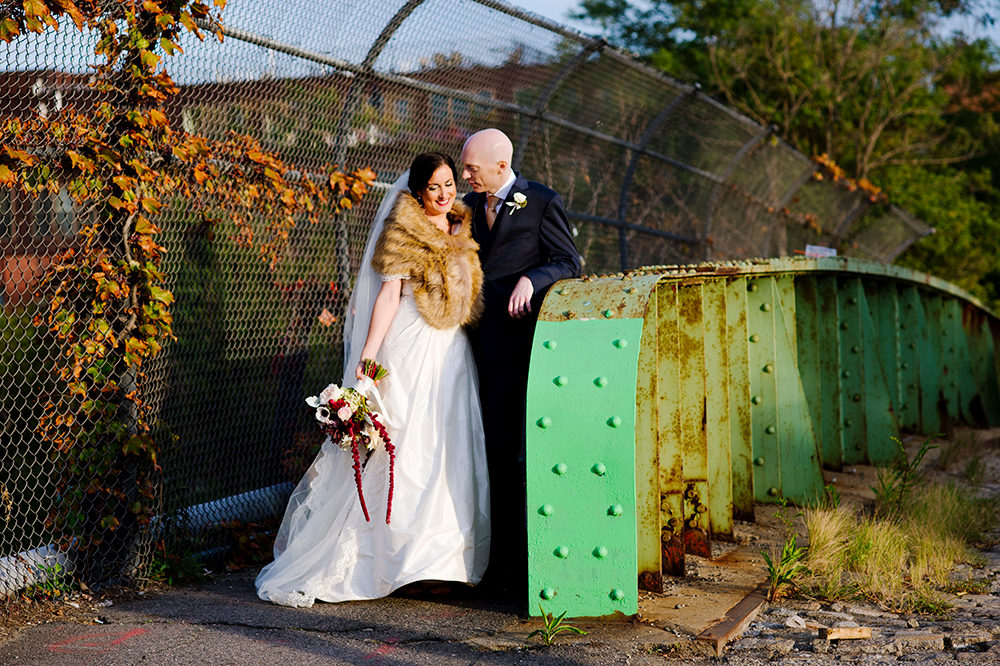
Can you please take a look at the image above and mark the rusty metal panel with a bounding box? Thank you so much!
[745,277,781,501]
[860,291,901,465]
[921,291,946,434]
[838,277,867,465]
[776,275,797,366]
[965,307,1000,426]
[635,286,662,590]
[816,275,844,469]
[538,275,665,323]
[702,278,733,540]
[795,275,825,467]
[677,282,710,557]
[898,285,924,432]
[656,283,684,576]
[944,298,979,425]
[773,279,825,503]
[876,281,902,411]
[725,276,754,522]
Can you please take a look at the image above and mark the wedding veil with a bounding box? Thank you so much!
[341,170,410,386]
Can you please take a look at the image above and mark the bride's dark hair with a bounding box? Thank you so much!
[408,152,457,195]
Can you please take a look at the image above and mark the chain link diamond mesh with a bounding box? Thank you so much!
[0,0,933,592]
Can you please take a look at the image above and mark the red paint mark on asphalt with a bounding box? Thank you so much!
[47,627,148,654]
[362,644,399,659]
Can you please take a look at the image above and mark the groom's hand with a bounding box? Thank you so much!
[508,276,534,319]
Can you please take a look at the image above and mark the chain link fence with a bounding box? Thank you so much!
[1,0,934,592]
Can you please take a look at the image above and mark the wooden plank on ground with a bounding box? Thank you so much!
[695,582,768,657]
[819,626,872,640]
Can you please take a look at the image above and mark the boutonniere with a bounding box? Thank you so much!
[505,192,528,214]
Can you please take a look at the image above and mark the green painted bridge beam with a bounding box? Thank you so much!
[526,257,1000,618]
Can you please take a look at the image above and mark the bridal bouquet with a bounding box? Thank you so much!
[305,359,395,523]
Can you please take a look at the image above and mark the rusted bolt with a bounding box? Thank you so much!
[684,487,696,499]
[626,287,637,294]
[696,505,707,514]
[747,282,758,292]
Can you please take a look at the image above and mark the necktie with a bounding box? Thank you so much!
[486,194,501,230]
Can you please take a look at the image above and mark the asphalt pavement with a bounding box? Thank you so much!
[0,568,680,665]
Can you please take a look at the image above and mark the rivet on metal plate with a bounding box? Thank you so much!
[754,457,764,466]
[603,309,615,318]
[767,487,779,497]
[765,425,776,435]
[608,504,623,516]
[591,463,607,476]
[553,375,568,387]
[844,419,853,427]
[536,416,552,428]
[554,546,569,559]
[760,303,771,312]
[594,376,608,387]
[538,504,554,516]
[763,364,774,373]
[751,395,762,405]
[543,340,557,350]
[613,339,628,349]
[607,415,622,428]
[593,546,608,559]
[540,587,555,600]
[749,334,760,343]
[842,370,851,378]
[610,589,625,601]
[552,462,568,476]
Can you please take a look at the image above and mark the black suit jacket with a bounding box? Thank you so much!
[464,173,581,364]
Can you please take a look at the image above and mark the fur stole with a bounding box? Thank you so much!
[371,192,484,329]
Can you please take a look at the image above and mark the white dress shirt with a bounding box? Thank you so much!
[486,170,517,216]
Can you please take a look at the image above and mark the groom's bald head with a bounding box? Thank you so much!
[461,129,513,194]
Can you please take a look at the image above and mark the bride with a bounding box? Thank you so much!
[255,152,491,607]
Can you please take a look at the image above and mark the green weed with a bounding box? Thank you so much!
[527,604,588,646]
[871,436,938,519]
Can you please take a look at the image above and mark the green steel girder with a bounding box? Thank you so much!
[526,256,1000,618]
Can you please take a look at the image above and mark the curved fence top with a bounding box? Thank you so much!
[2,0,932,274]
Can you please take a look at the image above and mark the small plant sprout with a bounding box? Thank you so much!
[527,604,588,646]
[871,435,939,519]
[762,498,808,602]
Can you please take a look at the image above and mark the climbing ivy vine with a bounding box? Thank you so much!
[0,0,374,581]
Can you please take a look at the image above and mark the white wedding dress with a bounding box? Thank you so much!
[255,172,490,608]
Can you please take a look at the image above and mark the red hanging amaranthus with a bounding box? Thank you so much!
[307,359,393,524]
[369,413,394,524]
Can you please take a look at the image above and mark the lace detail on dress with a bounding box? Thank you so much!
[380,273,408,282]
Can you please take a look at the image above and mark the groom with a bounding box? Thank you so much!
[461,129,581,590]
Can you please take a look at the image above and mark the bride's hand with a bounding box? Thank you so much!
[355,362,381,385]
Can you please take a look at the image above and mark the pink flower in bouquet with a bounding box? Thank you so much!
[337,405,353,421]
